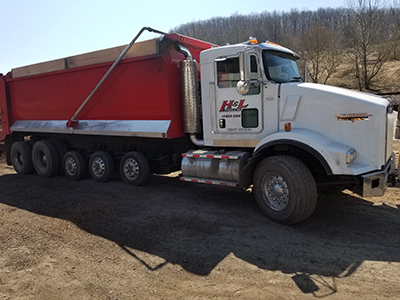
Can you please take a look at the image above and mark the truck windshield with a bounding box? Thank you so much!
[262,50,302,83]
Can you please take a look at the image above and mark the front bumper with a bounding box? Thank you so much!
[362,153,397,197]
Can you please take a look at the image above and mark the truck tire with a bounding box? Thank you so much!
[89,151,114,182]
[10,141,34,175]
[63,151,86,181]
[119,151,150,186]
[53,140,69,175]
[253,155,317,225]
[32,140,60,177]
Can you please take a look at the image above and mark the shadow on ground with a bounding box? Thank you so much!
[1,171,399,278]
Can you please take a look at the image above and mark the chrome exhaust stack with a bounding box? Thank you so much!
[175,44,204,146]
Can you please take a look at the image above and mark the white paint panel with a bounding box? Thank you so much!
[281,95,301,121]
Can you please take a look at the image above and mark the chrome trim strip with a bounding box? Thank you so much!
[180,176,237,187]
[10,120,171,138]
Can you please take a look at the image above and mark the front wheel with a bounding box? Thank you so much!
[253,155,317,225]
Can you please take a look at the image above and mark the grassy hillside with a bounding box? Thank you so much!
[327,59,400,95]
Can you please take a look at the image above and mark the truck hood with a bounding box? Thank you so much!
[279,82,390,172]
[284,82,389,107]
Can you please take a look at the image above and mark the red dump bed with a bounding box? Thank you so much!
[0,34,214,140]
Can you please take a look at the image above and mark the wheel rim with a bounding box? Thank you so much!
[91,157,106,177]
[37,151,48,168]
[123,158,139,180]
[65,157,77,176]
[261,172,290,211]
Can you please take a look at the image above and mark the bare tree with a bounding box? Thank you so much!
[389,1,400,60]
[346,0,390,90]
[171,4,398,91]
[300,25,341,84]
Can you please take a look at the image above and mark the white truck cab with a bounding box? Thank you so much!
[181,37,398,224]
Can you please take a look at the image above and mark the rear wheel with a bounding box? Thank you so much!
[89,151,114,182]
[119,151,150,186]
[253,155,318,225]
[53,140,69,175]
[63,151,86,181]
[32,140,59,177]
[10,141,34,175]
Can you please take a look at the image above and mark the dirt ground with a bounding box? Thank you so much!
[0,141,399,300]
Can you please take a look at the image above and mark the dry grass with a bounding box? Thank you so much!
[325,55,400,94]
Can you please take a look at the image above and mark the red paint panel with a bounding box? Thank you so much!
[7,55,171,120]
[3,33,214,139]
[0,76,11,139]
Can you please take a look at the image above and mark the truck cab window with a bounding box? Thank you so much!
[262,50,302,84]
[248,55,260,95]
[242,108,259,128]
[217,56,260,95]
[217,58,240,88]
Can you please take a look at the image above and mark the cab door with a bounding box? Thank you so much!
[214,54,263,139]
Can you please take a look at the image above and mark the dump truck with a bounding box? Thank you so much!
[0,27,398,225]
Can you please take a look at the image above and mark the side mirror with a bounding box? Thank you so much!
[236,80,250,95]
[236,52,251,95]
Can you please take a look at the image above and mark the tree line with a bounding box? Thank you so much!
[171,0,400,91]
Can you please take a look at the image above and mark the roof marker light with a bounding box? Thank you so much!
[249,37,258,44]
[266,40,281,46]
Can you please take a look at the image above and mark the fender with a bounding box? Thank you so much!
[254,128,374,176]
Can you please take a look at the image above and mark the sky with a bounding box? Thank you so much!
[0,0,346,74]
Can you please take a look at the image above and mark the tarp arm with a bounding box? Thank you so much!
[66,27,166,128]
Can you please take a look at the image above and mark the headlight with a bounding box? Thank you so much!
[346,148,356,164]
